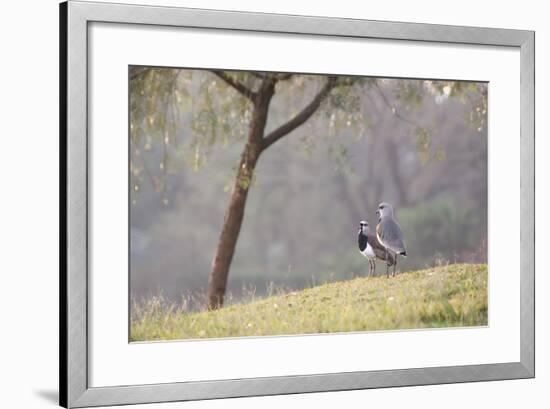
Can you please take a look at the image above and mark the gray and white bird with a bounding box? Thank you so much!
[375,203,407,277]
[358,220,395,277]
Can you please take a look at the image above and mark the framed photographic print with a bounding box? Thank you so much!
[60,1,535,407]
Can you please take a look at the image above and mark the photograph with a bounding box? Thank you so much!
[128,66,488,342]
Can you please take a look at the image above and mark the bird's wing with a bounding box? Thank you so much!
[358,232,368,252]
[368,233,395,265]
[377,219,406,254]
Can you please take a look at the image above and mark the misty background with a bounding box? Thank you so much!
[130,69,487,307]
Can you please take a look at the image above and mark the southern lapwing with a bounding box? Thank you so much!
[358,220,395,277]
[376,203,407,277]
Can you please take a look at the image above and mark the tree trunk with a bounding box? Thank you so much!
[207,82,274,309]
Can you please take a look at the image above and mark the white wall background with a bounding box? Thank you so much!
[0,0,547,408]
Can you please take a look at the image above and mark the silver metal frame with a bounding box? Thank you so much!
[60,1,535,407]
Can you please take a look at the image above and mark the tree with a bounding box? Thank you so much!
[205,72,350,309]
[130,67,487,310]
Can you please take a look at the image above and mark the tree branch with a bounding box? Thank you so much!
[262,76,338,150]
[251,72,293,81]
[275,73,294,81]
[373,81,417,126]
[210,70,256,101]
[129,67,152,81]
[251,72,267,80]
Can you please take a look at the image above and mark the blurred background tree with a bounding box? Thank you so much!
[129,67,487,310]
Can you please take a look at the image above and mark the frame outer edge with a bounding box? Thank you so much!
[59,2,69,407]
[519,31,535,377]
[71,363,532,408]
[70,0,532,46]
[63,1,536,407]
[67,1,89,407]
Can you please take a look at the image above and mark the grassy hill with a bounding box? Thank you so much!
[130,263,487,341]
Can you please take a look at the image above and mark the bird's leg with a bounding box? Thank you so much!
[369,260,373,277]
[386,249,390,278]
[393,256,397,277]
[373,259,376,277]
